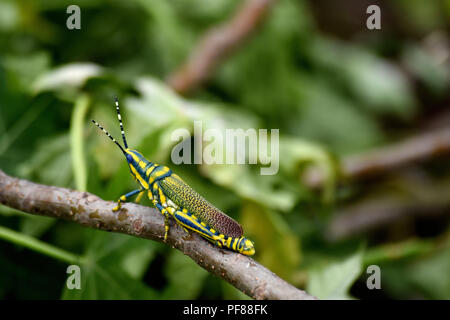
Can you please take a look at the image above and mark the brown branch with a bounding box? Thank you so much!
[305,127,450,188]
[326,173,450,241]
[167,0,277,94]
[327,195,450,241]
[0,169,316,300]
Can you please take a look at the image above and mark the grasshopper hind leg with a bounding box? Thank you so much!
[151,185,170,241]
[151,184,190,241]
[153,201,171,241]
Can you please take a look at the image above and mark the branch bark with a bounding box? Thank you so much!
[167,0,277,94]
[0,169,316,300]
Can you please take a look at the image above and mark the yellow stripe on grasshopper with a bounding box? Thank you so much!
[146,166,155,176]
[148,166,170,186]
[232,238,238,251]
[158,187,167,206]
[173,209,216,241]
[129,164,149,189]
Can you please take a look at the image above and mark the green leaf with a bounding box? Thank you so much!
[382,246,450,299]
[0,100,48,155]
[84,232,159,280]
[0,2,19,31]
[135,0,192,73]
[280,136,336,202]
[307,251,363,300]
[0,226,79,264]
[309,38,417,120]
[402,44,449,95]
[61,262,158,300]
[203,164,297,212]
[406,248,450,299]
[241,202,301,281]
[33,63,103,94]
[18,134,73,188]
[345,53,416,118]
[295,77,383,154]
[62,231,159,300]
[162,250,208,299]
[3,52,50,92]
[19,215,55,238]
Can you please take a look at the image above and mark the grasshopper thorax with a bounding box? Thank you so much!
[124,149,154,189]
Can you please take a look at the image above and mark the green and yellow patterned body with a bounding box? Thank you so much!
[159,173,243,239]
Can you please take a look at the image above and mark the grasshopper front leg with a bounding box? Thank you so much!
[112,188,143,212]
[135,189,145,203]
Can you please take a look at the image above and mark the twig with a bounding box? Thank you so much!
[326,174,450,241]
[327,196,450,241]
[0,169,316,300]
[305,127,450,188]
[167,0,277,94]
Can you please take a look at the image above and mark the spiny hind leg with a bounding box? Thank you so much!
[151,184,173,242]
[159,203,191,237]
[153,201,171,241]
[151,183,191,240]
[171,207,224,243]
[151,186,168,240]
[172,207,191,236]
[112,188,142,212]
[155,182,191,235]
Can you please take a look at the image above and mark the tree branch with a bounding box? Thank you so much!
[0,169,316,300]
[327,194,450,241]
[304,127,450,188]
[326,170,450,241]
[167,0,277,94]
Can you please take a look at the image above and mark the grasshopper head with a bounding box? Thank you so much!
[124,149,149,187]
[238,237,255,256]
[124,149,143,165]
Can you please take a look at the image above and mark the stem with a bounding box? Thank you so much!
[0,225,81,264]
[70,94,90,191]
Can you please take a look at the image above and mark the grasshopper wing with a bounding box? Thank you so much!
[159,173,243,238]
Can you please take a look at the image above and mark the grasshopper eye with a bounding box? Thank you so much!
[126,154,133,163]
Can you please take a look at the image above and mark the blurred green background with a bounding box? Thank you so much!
[0,0,449,299]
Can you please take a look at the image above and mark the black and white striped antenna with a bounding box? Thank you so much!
[91,119,126,154]
[114,97,128,149]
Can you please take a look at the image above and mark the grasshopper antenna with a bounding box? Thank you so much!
[114,97,128,149]
[91,119,126,154]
